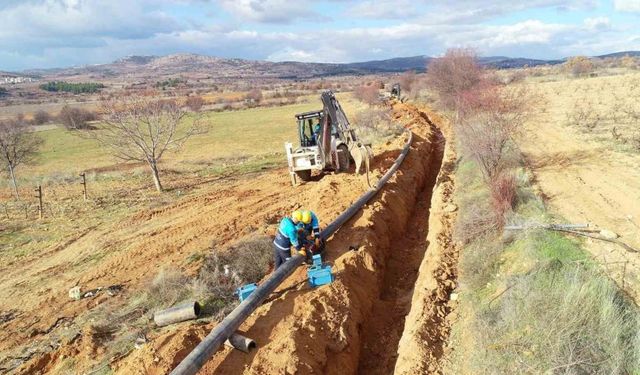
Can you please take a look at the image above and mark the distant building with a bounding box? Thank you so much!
[0,76,36,85]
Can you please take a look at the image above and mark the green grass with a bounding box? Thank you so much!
[448,156,640,375]
[21,93,363,178]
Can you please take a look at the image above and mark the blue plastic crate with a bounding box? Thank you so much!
[237,283,257,302]
[307,264,334,287]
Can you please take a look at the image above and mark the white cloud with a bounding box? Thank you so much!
[584,16,611,30]
[344,0,416,19]
[613,0,640,12]
[0,0,636,71]
[217,0,321,23]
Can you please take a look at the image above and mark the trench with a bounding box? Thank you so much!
[356,126,445,374]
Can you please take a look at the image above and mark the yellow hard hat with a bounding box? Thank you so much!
[291,210,303,223]
[302,210,312,224]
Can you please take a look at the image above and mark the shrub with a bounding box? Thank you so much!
[147,268,191,307]
[245,89,263,104]
[185,95,204,112]
[33,110,51,125]
[566,101,599,132]
[426,48,484,111]
[565,56,594,77]
[398,70,417,94]
[193,235,273,318]
[489,172,516,226]
[352,108,404,143]
[352,84,379,105]
[58,105,98,130]
[457,85,533,181]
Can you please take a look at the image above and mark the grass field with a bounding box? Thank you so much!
[14,93,364,179]
[0,93,365,261]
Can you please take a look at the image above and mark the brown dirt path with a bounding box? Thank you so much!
[521,119,640,301]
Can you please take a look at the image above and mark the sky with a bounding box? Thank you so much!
[0,0,639,71]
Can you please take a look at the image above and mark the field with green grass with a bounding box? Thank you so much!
[17,93,364,180]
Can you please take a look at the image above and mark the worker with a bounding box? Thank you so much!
[313,121,322,144]
[297,210,323,254]
[273,210,305,269]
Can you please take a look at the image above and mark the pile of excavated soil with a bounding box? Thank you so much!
[6,103,458,375]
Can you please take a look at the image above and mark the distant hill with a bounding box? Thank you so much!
[596,51,640,58]
[18,51,639,82]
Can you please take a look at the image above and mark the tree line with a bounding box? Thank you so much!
[39,81,105,94]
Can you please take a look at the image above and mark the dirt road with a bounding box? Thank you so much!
[521,119,640,301]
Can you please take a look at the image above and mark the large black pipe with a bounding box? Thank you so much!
[170,131,413,375]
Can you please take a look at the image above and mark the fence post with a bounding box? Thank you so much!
[80,172,87,201]
[35,185,43,219]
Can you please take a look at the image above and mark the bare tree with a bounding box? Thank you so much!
[353,84,379,105]
[0,118,43,199]
[456,84,534,181]
[93,96,206,192]
[58,105,98,130]
[426,48,484,113]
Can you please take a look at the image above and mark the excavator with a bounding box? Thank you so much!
[285,91,372,185]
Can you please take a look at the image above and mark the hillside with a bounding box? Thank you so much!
[19,53,575,82]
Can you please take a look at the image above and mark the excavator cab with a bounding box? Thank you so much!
[285,91,361,185]
[296,110,323,147]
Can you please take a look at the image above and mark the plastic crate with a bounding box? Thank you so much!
[307,264,334,287]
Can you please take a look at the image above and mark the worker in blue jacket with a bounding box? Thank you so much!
[297,210,325,258]
[298,210,320,241]
[273,210,305,269]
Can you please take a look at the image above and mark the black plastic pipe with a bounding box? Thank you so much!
[170,131,413,375]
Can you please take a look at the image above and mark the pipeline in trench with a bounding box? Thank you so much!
[357,126,446,374]
[166,104,454,375]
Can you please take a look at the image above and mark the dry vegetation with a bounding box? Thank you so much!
[426,49,640,374]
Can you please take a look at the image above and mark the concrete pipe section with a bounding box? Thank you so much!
[224,333,256,353]
[154,301,201,327]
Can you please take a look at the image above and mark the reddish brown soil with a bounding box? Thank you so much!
[2,103,458,375]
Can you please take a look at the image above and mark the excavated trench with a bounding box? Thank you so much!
[108,103,455,375]
[357,127,445,374]
[197,104,455,375]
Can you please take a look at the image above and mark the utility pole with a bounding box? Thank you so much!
[35,185,43,219]
[80,172,87,201]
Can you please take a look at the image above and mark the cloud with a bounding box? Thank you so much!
[344,0,417,20]
[584,16,611,30]
[216,0,324,23]
[613,0,640,12]
[0,0,637,71]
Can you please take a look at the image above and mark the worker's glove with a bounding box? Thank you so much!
[298,247,306,257]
